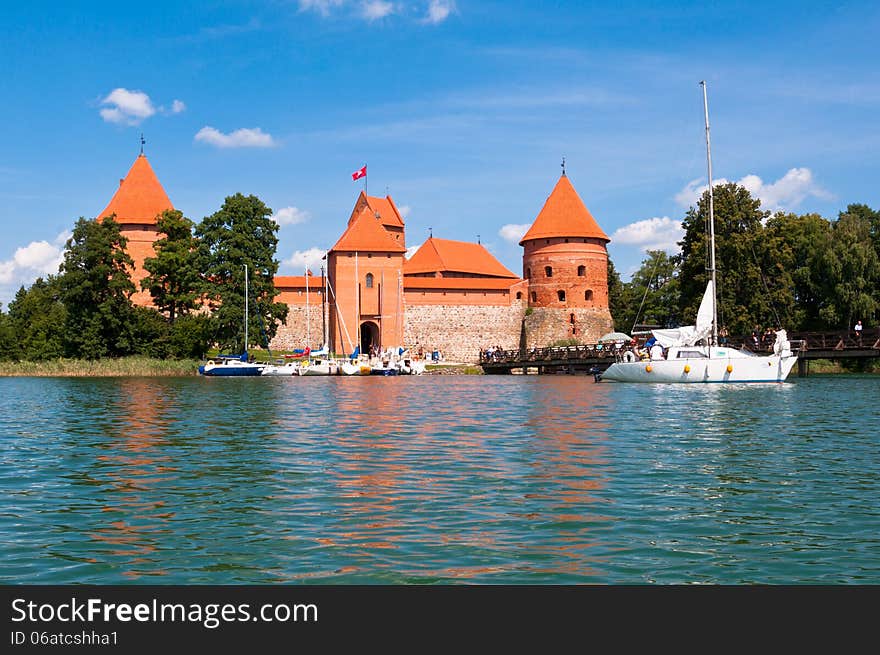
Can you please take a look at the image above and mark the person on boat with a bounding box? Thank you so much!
[650,343,664,360]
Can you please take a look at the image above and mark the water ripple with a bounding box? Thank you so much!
[0,375,877,583]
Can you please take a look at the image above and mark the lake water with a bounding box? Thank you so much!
[1,375,877,584]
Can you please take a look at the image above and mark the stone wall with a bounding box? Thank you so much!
[523,307,613,348]
[269,305,326,351]
[403,301,527,362]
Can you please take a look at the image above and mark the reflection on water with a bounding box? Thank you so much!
[1,376,878,583]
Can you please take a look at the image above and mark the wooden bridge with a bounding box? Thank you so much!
[479,328,880,376]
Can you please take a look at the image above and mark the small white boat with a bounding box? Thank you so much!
[261,361,302,376]
[299,358,340,376]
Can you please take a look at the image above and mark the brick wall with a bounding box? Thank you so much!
[403,301,527,362]
[523,307,613,348]
[269,304,326,351]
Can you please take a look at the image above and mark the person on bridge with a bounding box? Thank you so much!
[855,320,863,345]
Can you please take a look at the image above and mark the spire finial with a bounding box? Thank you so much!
[477,234,481,244]
[561,156,566,176]
[140,133,145,156]
[429,227,433,239]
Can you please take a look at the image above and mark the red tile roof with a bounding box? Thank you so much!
[98,154,174,224]
[403,277,519,290]
[403,238,518,278]
[519,174,609,244]
[275,274,323,288]
[347,192,405,229]
[331,206,407,253]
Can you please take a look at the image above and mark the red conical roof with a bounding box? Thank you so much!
[98,154,173,224]
[519,175,609,245]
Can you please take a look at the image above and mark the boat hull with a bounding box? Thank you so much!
[200,362,265,376]
[601,354,797,383]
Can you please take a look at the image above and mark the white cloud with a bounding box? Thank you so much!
[424,0,454,24]
[611,217,684,253]
[284,247,326,273]
[272,206,311,226]
[362,1,394,20]
[194,126,276,148]
[0,231,68,303]
[298,0,344,16]
[498,223,531,243]
[675,167,830,212]
[405,244,420,260]
[99,88,156,125]
[171,99,186,114]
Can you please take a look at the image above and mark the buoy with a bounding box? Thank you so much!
[684,365,690,373]
[646,365,652,373]
[726,364,733,373]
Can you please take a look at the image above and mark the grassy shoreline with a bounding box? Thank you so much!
[0,357,201,377]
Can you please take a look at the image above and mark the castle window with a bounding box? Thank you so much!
[516,292,522,300]
[570,313,575,324]
[577,265,586,277]
[531,291,537,302]
[365,273,374,288]
[585,289,593,301]
[557,290,566,302]
[545,266,553,278]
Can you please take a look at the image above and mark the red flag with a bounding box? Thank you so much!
[352,165,367,181]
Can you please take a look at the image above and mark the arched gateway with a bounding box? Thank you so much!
[361,321,379,356]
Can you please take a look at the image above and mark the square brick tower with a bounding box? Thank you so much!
[327,194,407,356]
[519,173,614,345]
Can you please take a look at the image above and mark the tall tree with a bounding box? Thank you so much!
[763,212,832,331]
[195,193,288,352]
[818,210,879,329]
[616,250,681,333]
[678,183,779,335]
[6,276,67,360]
[59,217,137,358]
[607,258,624,330]
[142,209,201,323]
[0,305,16,360]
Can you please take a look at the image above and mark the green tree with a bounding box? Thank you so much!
[607,258,624,330]
[678,183,782,335]
[0,304,16,360]
[6,276,67,360]
[59,217,137,358]
[195,193,287,352]
[142,209,201,323]
[616,250,680,333]
[817,210,879,329]
[764,212,832,330]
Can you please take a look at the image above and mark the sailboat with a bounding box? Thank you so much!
[199,264,266,376]
[601,82,797,383]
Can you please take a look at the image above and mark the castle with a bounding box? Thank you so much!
[98,154,613,362]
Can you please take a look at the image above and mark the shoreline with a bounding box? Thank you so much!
[0,358,874,377]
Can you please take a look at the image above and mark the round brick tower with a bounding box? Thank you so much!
[519,173,613,345]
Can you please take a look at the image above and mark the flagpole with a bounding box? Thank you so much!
[364,163,367,196]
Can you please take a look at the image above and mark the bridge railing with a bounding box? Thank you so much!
[479,328,879,364]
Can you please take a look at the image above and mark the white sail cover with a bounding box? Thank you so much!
[652,281,714,348]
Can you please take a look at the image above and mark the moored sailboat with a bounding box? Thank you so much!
[601,82,797,383]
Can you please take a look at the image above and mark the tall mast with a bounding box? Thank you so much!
[305,267,310,349]
[701,80,718,347]
[244,264,249,353]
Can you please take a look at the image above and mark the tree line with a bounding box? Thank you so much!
[608,184,879,337]
[0,193,288,361]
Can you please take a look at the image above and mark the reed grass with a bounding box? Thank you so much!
[0,357,201,377]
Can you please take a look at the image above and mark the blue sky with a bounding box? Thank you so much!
[2,1,879,306]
